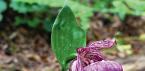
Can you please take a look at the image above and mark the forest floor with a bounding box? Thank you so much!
[0,27,145,71]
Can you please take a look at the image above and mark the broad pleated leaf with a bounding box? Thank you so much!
[51,6,86,70]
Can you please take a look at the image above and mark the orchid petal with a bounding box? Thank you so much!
[88,38,116,49]
[71,55,84,71]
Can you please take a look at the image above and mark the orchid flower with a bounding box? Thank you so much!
[70,38,123,71]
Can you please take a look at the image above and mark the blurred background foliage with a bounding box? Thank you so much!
[1,0,145,30]
[0,0,145,71]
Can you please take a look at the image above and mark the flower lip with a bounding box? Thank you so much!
[84,60,123,71]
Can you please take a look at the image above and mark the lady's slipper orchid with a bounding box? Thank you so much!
[70,38,123,71]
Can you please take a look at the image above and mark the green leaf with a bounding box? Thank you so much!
[10,0,93,30]
[0,14,3,22]
[14,17,40,28]
[0,0,7,13]
[10,1,48,13]
[44,19,54,32]
[125,0,145,11]
[51,6,86,70]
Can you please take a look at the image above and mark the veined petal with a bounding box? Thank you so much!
[88,38,116,49]
[71,55,84,71]
[77,48,104,65]
[84,60,123,71]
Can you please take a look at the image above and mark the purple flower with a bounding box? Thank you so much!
[70,38,123,71]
